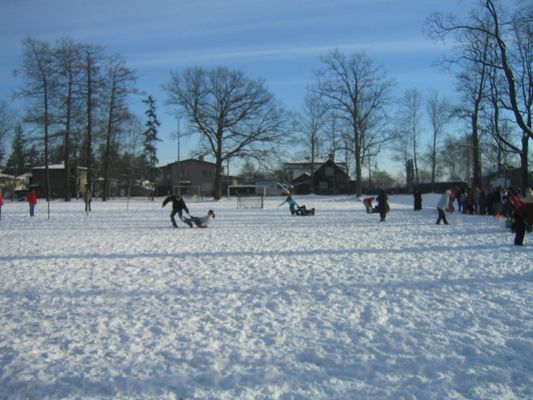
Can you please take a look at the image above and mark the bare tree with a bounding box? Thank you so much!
[426,91,452,190]
[165,66,287,199]
[54,37,85,201]
[296,93,328,193]
[394,89,424,188]
[18,38,56,217]
[315,50,393,196]
[0,100,16,164]
[427,0,532,192]
[441,134,471,181]
[82,45,105,198]
[101,55,136,201]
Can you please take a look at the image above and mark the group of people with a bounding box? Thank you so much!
[278,194,315,216]
[362,185,532,246]
[0,189,38,218]
[362,190,390,222]
[434,186,533,245]
[4,186,531,246]
[162,193,215,228]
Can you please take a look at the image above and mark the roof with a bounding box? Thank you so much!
[33,164,65,170]
[161,158,217,168]
[285,159,329,166]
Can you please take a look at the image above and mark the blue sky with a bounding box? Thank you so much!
[0,0,467,169]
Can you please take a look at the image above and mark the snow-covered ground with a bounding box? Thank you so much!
[0,194,531,399]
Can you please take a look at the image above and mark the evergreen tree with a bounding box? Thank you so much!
[141,95,160,199]
[5,125,27,176]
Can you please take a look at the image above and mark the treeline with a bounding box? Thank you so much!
[0,38,160,201]
[0,0,531,200]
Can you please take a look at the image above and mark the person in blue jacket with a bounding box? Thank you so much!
[279,194,298,215]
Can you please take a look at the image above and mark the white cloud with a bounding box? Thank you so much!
[130,38,451,68]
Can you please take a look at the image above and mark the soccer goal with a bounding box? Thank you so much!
[228,185,266,209]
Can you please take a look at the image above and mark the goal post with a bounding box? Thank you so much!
[237,194,264,209]
[227,185,266,209]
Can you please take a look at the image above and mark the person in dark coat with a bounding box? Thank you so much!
[162,193,190,228]
[413,189,422,211]
[376,190,390,222]
[508,190,533,246]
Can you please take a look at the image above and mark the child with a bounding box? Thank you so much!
[296,205,315,216]
[508,190,533,246]
[182,209,215,228]
[436,189,450,225]
[362,197,375,213]
[279,194,298,215]
[27,189,37,217]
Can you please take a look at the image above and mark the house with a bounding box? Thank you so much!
[30,163,88,199]
[482,167,531,191]
[290,159,355,195]
[285,159,335,181]
[158,158,222,197]
[254,181,292,196]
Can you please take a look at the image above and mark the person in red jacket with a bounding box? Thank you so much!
[27,189,37,217]
[508,189,533,246]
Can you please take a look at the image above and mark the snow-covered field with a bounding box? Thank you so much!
[0,194,531,399]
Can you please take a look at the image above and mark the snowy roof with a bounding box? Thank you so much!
[33,164,66,170]
[285,159,329,165]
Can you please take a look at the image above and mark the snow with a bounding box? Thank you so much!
[0,194,532,399]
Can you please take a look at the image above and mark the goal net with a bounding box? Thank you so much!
[173,185,201,202]
[228,185,265,209]
[237,194,264,209]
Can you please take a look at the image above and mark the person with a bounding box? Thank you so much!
[508,189,533,246]
[279,194,298,215]
[84,187,92,213]
[436,189,450,225]
[376,190,389,222]
[0,190,4,220]
[162,193,190,228]
[295,205,315,216]
[183,209,216,228]
[413,189,422,211]
[27,189,37,217]
[447,189,455,213]
[455,187,463,213]
[362,197,375,213]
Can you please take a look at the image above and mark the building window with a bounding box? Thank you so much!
[325,167,334,177]
[319,181,328,189]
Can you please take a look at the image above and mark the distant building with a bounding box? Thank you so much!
[30,163,88,199]
[254,181,292,196]
[158,158,241,197]
[285,159,346,181]
[482,167,531,191]
[158,158,217,196]
[290,159,355,195]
